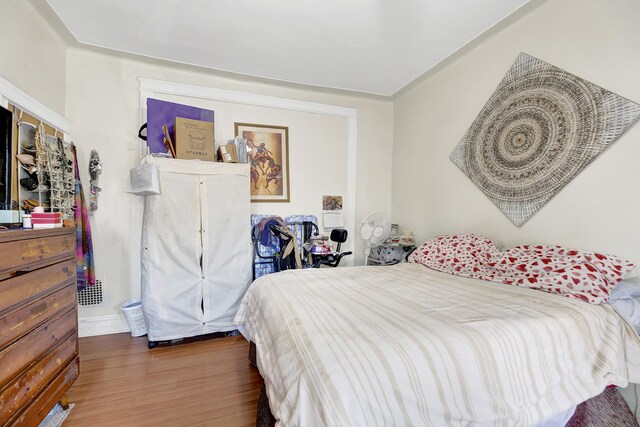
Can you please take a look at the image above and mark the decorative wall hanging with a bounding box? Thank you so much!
[235,122,290,203]
[89,149,102,214]
[450,53,640,226]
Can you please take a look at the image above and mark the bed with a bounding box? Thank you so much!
[235,261,640,426]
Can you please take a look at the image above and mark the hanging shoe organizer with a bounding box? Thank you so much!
[16,110,75,220]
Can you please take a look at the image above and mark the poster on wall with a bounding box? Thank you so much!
[322,195,344,229]
[235,122,290,203]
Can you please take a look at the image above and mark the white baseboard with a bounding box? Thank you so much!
[78,314,131,337]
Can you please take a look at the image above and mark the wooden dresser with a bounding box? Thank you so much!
[0,228,78,426]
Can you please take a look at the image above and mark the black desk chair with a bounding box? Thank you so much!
[311,229,352,268]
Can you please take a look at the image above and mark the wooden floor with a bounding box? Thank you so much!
[64,333,262,427]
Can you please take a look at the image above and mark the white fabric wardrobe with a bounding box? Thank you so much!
[141,158,252,341]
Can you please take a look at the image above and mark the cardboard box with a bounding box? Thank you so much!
[174,117,215,161]
[218,143,238,163]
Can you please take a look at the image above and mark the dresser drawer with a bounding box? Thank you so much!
[6,356,79,427]
[0,333,77,424]
[0,308,77,389]
[0,284,76,349]
[0,260,75,316]
[7,357,80,427]
[0,231,74,281]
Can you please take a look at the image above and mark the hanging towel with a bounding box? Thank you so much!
[72,144,96,291]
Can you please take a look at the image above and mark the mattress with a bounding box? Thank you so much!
[235,263,640,426]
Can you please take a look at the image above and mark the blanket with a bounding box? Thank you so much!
[235,263,640,426]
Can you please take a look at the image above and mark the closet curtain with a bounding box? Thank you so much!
[141,158,252,341]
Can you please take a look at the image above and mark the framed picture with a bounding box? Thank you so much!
[235,122,290,203]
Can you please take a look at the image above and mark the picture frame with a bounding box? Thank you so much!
[234,122,290,203]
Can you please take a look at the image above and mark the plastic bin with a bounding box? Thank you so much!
[121,297,148,337]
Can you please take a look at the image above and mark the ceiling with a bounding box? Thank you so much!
[47,0,529,96]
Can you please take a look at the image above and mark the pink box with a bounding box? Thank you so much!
[32,219,61,224]
[32,212,62,225]
[31,212,61,219]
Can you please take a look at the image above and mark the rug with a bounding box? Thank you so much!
[450,53,640,226]
[38,403,74,427]
[567,387,639,427]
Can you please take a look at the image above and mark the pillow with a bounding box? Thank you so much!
[610,280,640,301]
[608,297,640,334]
[499,245,636,287]
[496,258,611,303]
[408,233,501,280]
[623,266,639,280]
[410,237,635,304]
[493,245,636,304]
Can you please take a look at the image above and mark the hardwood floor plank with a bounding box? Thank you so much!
[64,333,261,426]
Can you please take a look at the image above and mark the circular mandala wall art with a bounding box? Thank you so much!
[450,53,640,226]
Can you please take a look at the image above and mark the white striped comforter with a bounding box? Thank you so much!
[234,263,640,426]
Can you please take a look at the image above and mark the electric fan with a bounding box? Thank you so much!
[358,211,392,265]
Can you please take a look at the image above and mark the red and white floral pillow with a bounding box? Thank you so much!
[408,234,502,280]
[492,245,636,303]
[409,235,635,304]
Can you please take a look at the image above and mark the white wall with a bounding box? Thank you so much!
[0,0,69,116]
[65,47,393,320]
[392,0,640,415]
[392,0,640,262]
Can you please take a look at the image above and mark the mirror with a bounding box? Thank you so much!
[0,105,12,211]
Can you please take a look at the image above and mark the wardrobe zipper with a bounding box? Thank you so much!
[199,175,206,318]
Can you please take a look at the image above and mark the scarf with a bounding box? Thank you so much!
[73,145,96,291]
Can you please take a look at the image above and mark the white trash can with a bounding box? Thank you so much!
[121,297,148,337]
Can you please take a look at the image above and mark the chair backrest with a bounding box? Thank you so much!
[330,229,348,252]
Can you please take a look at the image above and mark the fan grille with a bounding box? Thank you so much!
[358,211,391,248]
